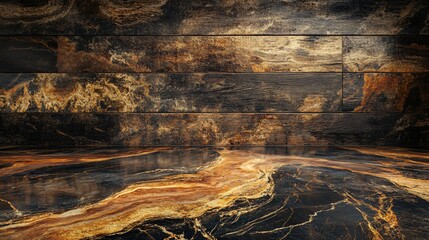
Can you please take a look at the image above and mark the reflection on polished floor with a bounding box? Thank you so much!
[0,146,428,240]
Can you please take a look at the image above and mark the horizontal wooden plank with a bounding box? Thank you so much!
[0,113,427,146]
[0,36,342,73]
[0,0,427,35]
[58,36,342,73]
[343,36,429,72]
[343,73,429,112]
[0,73,341,113]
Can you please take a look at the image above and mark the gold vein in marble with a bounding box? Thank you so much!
[0,148,427,239]
[0,147,167,177]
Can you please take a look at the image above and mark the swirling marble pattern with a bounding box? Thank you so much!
[0,146,427,239]
[0,0,427,35]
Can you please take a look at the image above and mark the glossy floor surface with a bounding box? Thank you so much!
[0,146,428,240]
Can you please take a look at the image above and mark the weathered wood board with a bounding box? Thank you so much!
[0,0,427,35]
[343,36,429,72]
[0,36,342,73]
[0,73,342,113]
[0,113,426,146]
[343,73,429,112]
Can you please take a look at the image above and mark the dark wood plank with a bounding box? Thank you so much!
[0,73,342,113]
[56,36,342,73]
[0,36,342,73]
[0,0,427,35]
[343,73,429,112]
[343,36,429,72]
[0,113,427,146]
[0,37,58,72]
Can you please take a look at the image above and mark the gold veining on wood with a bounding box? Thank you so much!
[57,36,342,73]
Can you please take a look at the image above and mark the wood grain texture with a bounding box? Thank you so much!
[0,73,341,113]
[343,36,429,72]
[0,2,428,148]
[0,0,427,35]
[0,36,342,73]
[0,37,58,72]
[343,73,429,112]
[57,36,342,73]
[0,113,427,146]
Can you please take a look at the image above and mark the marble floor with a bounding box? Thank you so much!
[0,146,427,240]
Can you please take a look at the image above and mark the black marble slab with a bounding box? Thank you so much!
[0,146,427,239]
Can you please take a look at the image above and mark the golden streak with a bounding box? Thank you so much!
[0,147,168,177]
[0,148,426,239]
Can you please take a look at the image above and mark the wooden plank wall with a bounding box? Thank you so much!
[0,0,428,146]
